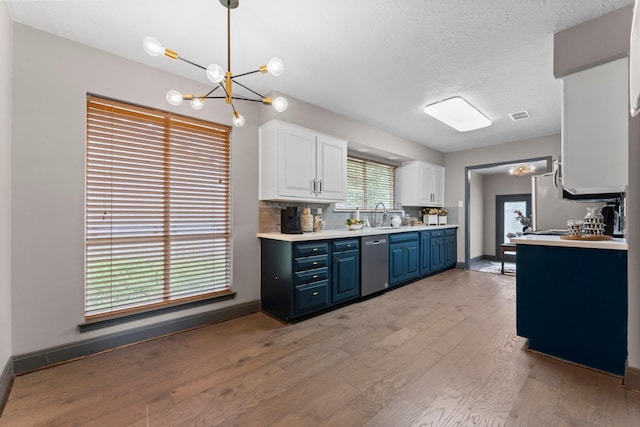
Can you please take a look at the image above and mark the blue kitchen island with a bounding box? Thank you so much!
[511,235,628,376]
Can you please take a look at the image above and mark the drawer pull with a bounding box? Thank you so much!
[312,291,319,296]
[312,261,318,265]
[347,244,351,248]
[312,275,318,279]
[312,248,318,252]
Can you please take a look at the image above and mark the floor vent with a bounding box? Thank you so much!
[509,110,530,121]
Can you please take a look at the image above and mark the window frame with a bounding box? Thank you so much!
[84,95,233,323]
[335,155,398,211]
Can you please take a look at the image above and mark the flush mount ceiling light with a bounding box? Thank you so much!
[143,0,287,127]
[509,164,536,176]
[423,96,491,132]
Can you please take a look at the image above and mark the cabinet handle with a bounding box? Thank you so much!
[346,244,351,248]
[312,261,318,265]
[312,275,318,279]
[312,248,318,252]
[318,179,323,193]
[312,291,319,296]
[311,179,317,194]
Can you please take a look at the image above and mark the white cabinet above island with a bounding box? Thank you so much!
[560,57,628,195]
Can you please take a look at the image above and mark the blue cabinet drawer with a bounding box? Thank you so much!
[295,280,330,314]
[430,230,445,238]
[294,267,329,285]
[445,228,456,236]
[333,239,359,252]
[294,254,329,271]
[294,242,329,257]
[389,232,419,244]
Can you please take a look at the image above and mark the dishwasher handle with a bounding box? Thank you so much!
[365,238,387,246]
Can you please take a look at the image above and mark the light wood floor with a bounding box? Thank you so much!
[2,268,640,426]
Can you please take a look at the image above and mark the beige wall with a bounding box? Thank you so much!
[554,4,633,77]
[258,96,444,166]
[0,1,12,369]
[482,173,532,256]
[469,172,484,259]
[444,134,561,263]
[10,24,261,355]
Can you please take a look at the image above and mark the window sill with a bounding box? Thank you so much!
[78,290,236,332]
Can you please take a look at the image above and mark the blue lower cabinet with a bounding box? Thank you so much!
[445,228,457,267]
[294,280,330,315]
[389,232,419,286]
[516,244,627,375]
[332,250,360,303]
[430,230,445,271]
[332,237,360,304]
[420,231,432,275]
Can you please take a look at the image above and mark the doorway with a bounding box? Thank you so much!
[495,194,531,261]
[463,156,551,270]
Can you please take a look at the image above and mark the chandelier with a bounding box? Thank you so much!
[142,0,287,127]
[509,164,536,176]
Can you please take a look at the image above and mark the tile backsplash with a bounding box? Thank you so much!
[258,201,458,233]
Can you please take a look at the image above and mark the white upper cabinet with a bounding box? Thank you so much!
[259,120,347,202]
[400,161,444,207]
[561,57,628,195]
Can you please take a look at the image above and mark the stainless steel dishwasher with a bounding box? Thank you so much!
[361,235,389,296]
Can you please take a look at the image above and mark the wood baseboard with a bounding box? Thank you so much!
[12,300,260,375]
[624,363,640,391]
[0,357,13,416]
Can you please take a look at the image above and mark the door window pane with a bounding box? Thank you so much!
[503,201,527,243]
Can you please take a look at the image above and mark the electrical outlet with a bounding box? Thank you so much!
[458,200,464,207]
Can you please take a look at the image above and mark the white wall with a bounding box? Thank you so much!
[0,1,13,368]
[444,134,561,263]
[469,172,484,259]
[482,173,532,256]
[258,95,444,166]
[10,24,260,355]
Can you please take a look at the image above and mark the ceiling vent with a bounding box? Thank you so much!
[509,110,530,121]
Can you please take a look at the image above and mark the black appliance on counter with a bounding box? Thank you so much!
[601,199,625,238]
[281,207,303,234]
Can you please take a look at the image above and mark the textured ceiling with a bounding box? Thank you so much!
[6,0,634,153]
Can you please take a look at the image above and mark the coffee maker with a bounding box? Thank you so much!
[601,198,624,238]
[280,207,303,234]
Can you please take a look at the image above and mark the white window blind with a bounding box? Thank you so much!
[335,156,396,210]
[85,95,232,320]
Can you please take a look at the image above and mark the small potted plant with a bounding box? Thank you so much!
[514,210,532,232]
[423,208,440,225]
[438,208,448,225]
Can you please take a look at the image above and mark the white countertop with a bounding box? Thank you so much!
[510,234,627,251]
[257,224,458,242]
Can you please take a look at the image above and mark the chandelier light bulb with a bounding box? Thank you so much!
[272,97,288,112]
[206,64,225,83]
[232,112,245,127]
[143,36,163,57]
[191,97,204,110]
[166,90,184,106]
[266,57,284,77]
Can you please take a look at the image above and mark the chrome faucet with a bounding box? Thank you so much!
[373,202,387,228]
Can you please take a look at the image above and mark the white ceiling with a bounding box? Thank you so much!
[5,0,634,153]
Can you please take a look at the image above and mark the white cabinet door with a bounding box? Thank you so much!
[431,165,444,206]
[561,58,628,195]
[316,134,347,201]
[401,161,445,207]
[417,164,432,204]
[276,125,316,199]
